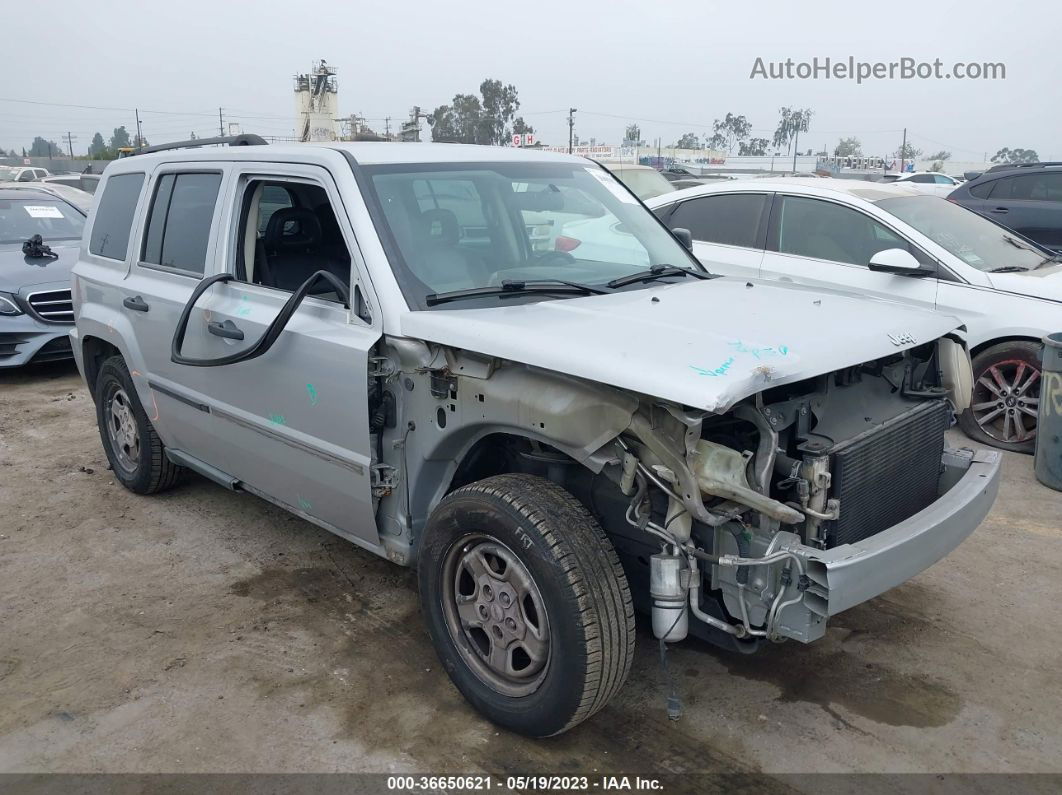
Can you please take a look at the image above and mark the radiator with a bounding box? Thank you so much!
[825,399,950,548]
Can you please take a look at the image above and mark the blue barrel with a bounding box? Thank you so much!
[1035,332,1062,491]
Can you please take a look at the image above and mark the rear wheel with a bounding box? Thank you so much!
[418,474,634,737]
[959,341,1041,453]
[95,356,183,494]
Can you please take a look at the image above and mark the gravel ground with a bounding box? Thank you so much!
[1,361,1060,789]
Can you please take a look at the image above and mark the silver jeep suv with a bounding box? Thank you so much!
[71,138,1001,737]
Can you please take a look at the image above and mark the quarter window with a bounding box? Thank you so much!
[968,181,995,199]
[89,172,145,260]
[666,194,768,249]
[776,196,909,266]
[141,172,222,274]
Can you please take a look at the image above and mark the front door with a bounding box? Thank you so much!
[760,194,940,312]
[172,165,382,548]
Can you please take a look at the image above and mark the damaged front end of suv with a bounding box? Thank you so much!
[382,318,1000,653]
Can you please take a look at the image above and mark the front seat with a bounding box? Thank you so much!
[410,208,488,289]
[261,207,329,291]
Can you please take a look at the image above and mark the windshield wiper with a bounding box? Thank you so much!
[606,263,711,289]
[986,265,1033,273]
[425,279,608,307]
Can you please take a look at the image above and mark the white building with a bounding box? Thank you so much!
[294,60,339,143]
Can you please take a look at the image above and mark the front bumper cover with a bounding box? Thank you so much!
[774,446,1001,641]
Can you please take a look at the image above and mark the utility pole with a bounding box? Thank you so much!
[135,108,143,149]
[899,127,907,173]
[65,132,77,158]
[219,107,225,137]
[792,127,800,174]
[567,108,577,154]
[384,117,391,139]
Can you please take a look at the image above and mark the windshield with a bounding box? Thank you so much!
[611,168,674,200]
[0,198,85,245]
[363,161,700,310]
[876,195,1047,271]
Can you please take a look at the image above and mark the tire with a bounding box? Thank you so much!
[94,355,183,494]
[418,473,635,737]
[959,341,1042,454]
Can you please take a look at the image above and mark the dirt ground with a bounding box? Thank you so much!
[1,361,1060,787]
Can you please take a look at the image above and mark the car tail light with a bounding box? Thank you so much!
[555,236,581,252]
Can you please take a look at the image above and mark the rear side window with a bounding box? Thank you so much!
[991,173,1062,202]
[968,181,995,199]
[142,172,222,274]
[667,194,768,249]
[89,173,145,260]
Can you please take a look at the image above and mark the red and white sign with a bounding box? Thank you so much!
[512,133,537,147]
[512,134,522,147]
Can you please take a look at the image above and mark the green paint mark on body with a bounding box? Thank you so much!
[269,413,287,425]
[307,383,319,406]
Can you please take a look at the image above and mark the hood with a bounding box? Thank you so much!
[400,277,964,413]
[0,242,78,293]
[986,264,1062,303]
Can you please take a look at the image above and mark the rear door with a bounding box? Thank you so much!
[117,165,231,470]
[657,192,768,278]
[173,163,382,548]
[760,194,940,311]
[980,172,1062,251]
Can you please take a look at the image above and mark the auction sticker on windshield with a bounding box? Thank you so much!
[23,205,64,218]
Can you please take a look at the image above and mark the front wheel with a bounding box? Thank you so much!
[418,474,635,737]
[959,341,1041,454]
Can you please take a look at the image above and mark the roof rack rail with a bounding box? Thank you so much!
[132,134,268,156]
[985,161,1062,173]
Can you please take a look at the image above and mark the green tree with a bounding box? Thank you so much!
[711,113,752,154]
[674,132,700,149]
[738,137,770,156]
[512,117,534,137]
[88,132,107,158]
[109,126,132,150]
[28,136,63,157]
[478,79,520,145]
[623,124,641,145]
[991,147,1038,164]
[896,141,923,161]
[772,107,813,155]
[428,78,523,145]
[833,137,862,157]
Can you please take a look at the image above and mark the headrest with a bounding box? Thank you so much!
[264,207,322,251]
[417,208,460,247]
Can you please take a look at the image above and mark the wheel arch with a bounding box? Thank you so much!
[409,428,603,549]
[970,334,1043,359]
[81,335,123,401]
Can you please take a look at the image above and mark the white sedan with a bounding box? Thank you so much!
[880,171,963,197]
[647,179,1062,452]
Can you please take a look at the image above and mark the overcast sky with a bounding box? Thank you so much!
[4,0,1057,163]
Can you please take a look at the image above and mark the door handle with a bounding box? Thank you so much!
[989,207,1009,214]
[122,295,149,312]
[208,319,245,340]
